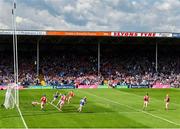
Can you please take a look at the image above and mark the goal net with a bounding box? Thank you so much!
[3,83,18,109]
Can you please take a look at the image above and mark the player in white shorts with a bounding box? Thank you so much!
[57,94,66,111]
[51,91,60,104]
[77,96,87,112]
[67,91,75,104]
[143,93,150,110]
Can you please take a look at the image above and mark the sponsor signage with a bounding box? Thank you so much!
[0,29,178,38]
[28,86,52,89]
[98,85,109,88]
[0,30,46,35]
[0,86,6,90]
[172,33,180,38]
[56,85,75,89]
[0,86,24,90]
[116,85,128,88]
[47,31,111,36]
[78,85,98,89]
[111,32,157,37]
[129,85,149,88]
[152,83,170,88]
[156,33,172,37]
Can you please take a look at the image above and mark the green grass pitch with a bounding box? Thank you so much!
[0,88,180,128]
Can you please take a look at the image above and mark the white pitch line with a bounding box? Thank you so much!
[16,105,28,129]
[48,102,61,111]
[113,89,180,107]
[82,90,180,127]
[11,94,28,129]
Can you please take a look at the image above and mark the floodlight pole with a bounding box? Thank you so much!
[98,42,100,81]
[178,58,180,73]
[155,42,158,73]
[37,39,40,77]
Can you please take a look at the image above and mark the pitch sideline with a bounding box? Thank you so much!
[114,89,180,107]
[81,90,180,127]
[10,92,28,129]
[16,105,28,129]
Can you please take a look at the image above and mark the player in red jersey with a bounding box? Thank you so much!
[164,94,170,110]
[143,93,150,110]
[67,91,75,104]
[57,94,66,111]
[41,95,47,110]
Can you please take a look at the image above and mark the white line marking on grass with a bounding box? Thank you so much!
[11,93,28,129]
[105,111,140,114]
[114,89,180,107]
[82,90,180,127]
[48,102,60,111]
[16,105,28,129]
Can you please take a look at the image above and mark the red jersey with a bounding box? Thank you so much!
[144,96,149,101]
[69,92,74,97]
[41,96,47,103]
[61,95,66,101]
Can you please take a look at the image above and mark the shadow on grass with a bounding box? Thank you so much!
[145,109,156,111]
[167,108,176,111]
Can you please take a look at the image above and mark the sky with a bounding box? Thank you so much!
[0,0,180,32]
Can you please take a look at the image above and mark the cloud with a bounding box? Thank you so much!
[0,0,180,32]
[0,22,9,29]
[0,0,13,29]
[16,16,23,24]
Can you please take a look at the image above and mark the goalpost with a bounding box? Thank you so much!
[3,0,28,128]
[2,0,27,128]
[3,0,19,109]
[4,83,17,109]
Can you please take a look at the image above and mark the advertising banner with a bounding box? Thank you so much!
[0,86,6,90]
[98,85,128,88]
[156,33,172,37]
[111,32,157,37]
[172,33,180,38]
[17,86,24,89]
[129,85,149,88]
[116,85,128,88]
[28,86,53,89]
[47,31,111,36]
[0,86,24,90]
[56,85,75,89]
[78,85,98,89]
[152,83,170,88]
[0,30,46,35]
[98,85,109,88]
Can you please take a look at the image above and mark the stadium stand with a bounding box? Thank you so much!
[0,41,179,88]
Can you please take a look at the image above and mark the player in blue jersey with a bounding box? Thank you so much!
[51,91,60,104]
[77,96,87,112]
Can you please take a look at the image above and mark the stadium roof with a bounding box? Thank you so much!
[0,29,180,45]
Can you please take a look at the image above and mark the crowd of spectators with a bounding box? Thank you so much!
[100,51,180,88]
[0,45,179,88]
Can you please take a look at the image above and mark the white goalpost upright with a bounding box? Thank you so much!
[4,0,19,109]
[3,1,28,128]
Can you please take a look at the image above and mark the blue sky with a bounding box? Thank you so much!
[0,0,180,32]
